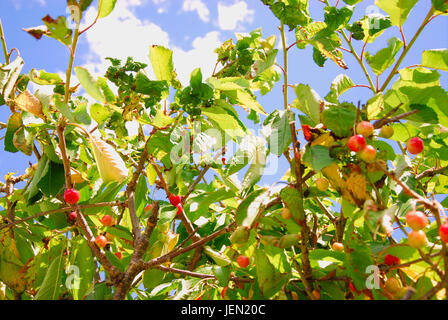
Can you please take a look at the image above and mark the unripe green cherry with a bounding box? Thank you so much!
[380,126,394,139]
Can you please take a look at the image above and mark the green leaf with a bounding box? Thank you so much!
[207,77,249,91]
[25,154,49,204]
[225,89,267,115]
[4,113,22,153]
[135,175,148,218]
[90,103,112,125]
[241,147,266,198]
[146,163,158,186]
[53,96,76,123]
[343,222,373,290]
[263,109,293,156]
[0,55,24,101]
[70,236,95,300]
[41,15,73,45]
[202,100,247,139]
[203,246,231,266]
[79,0,94,11]
[342,0,362,4]
[236,189,267,227]
[152,108,174,128]
[134,71,169,99]
[324,5,354,31]
[264,0,311,30]
[143,269,166,290]
[280,186,305,222]
[149,45,174,82]
[432,0,448,13]
[350,14,392,43]
[98,0,117,18]
[73,99,92,125]
[367,93,384,119]
[292,84,322,126]
[74,67,105,103]
[321,103,357,137]
[29,69,63,85]
[13,127,36,156]
[97,77,116,104]
[365,37,403,75]
[303,145,335,171]
[375,0,418,26]
[36,160,66,196]
[296,21,327,49]
[325,74,354,103]
[35,242,65,300]
[422,49,448,72]
[254,249,288,299]
[190,68,203,89]
[213,266,231,287]
[253,49,278,75]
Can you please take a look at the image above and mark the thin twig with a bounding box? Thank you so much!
[0,201,127,231]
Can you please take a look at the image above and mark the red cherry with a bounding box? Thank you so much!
[349,282,359,295]
[176,203,183,215]
[407,137,424,155]
[356,121,374,137]
[95,235,108,249]
[384,254,401,266]
[68,212,77,221]
[114,252,123,260]
[100,214,114,227]
[64,188,80,205]
[222,157,227,165]
[169,194,182,206]
[359,145,377,162]
[302,125,312,141]
[405,210,428,231]
[348,135,366,152]
[221,286,228,299]
[439,223,448,243]
[236,255,250,268]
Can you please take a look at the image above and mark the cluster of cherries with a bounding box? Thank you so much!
[347,121,425,161]
[63,188,122,259]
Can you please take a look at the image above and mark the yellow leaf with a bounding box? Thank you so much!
[89,135,129,184]
[310,133,335,148]
[346,171,369,202]
[14,90,44,119]
[322,163,355,204]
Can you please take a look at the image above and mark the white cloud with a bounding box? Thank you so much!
[11,0,46,10]
[182,0,210,23]
[217,1,254,31]
[150,0,170,14]
[79,1,170,77]
[78,1,221,87]
[172,31,221,85]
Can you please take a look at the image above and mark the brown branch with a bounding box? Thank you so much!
[127,192,140,241]
[421,276,448,300]
[113,202,160,300]
[0,201,127,231]
[416,166,448,180]
[141,223,235,270]
[156,265,254,283]
[373,109,418,129]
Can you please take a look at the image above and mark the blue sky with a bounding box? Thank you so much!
[0,0,447,195]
